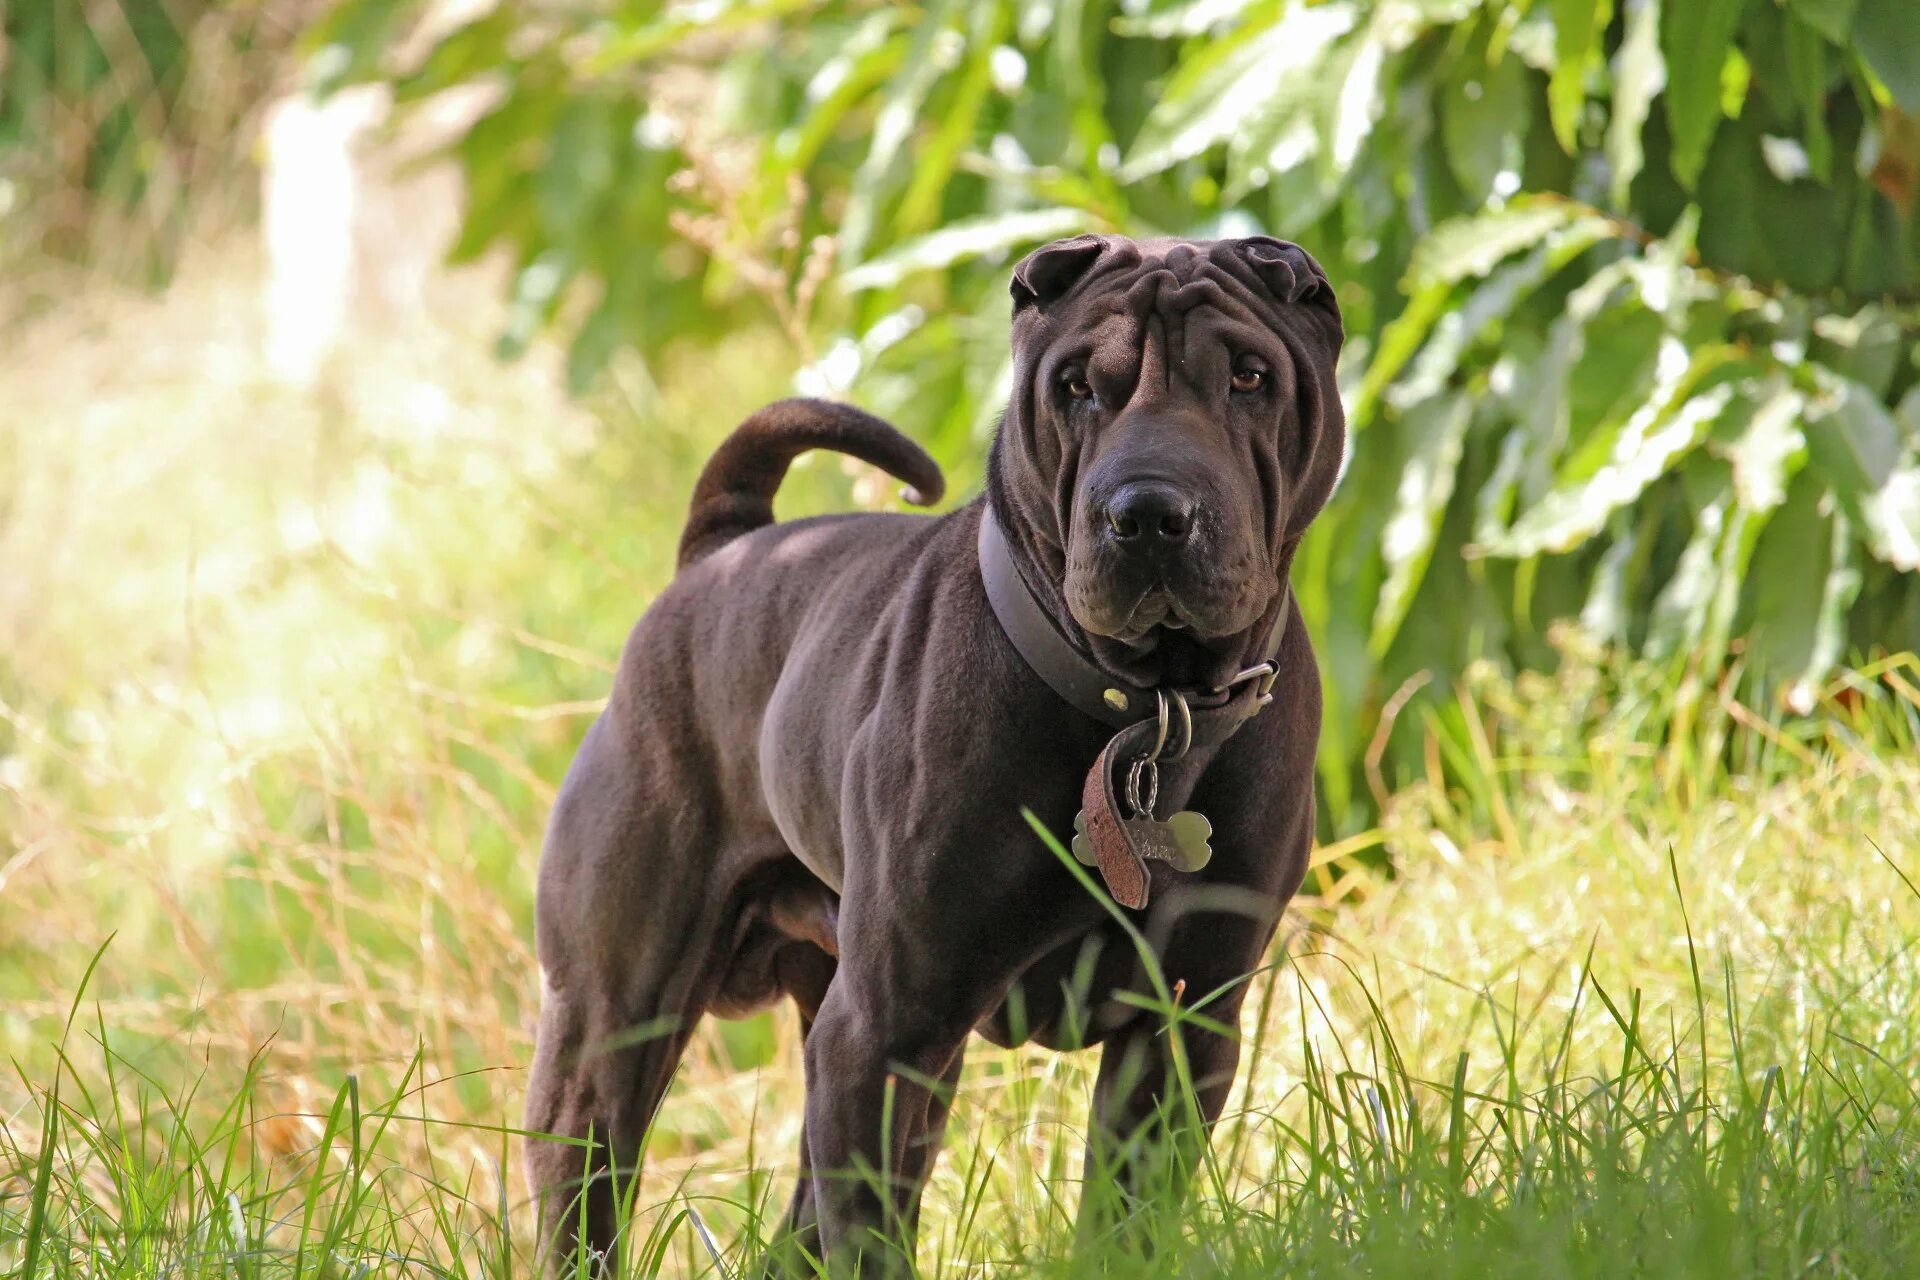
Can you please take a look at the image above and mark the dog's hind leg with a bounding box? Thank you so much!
[762,943,836,1276]
[523,717,726,1274]
[524,978,707,1271]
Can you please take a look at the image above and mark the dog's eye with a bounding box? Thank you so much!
[1062,371,1094,400]
[1231,367,1266,394]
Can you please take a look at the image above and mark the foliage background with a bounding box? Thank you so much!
[305,0,1920,829]
[5,2,1920,1275]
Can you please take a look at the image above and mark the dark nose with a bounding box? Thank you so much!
[1104,481,1196,546]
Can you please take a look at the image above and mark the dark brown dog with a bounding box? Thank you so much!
[525,234,1345,1274]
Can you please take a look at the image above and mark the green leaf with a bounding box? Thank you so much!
[838,0,966,266]
[1791,511,1861,709]
[394,7,515,103]
[1743,475,1828,689]
[1859,463,1920,570]
[894,0,1014,239]
[1854,0,1920,114]
[1486,349,1740,557]
[1802,367,1902,496]
[1473,430,1531,546]
[1111,0,1264,38]
[1784,506,1862,712]
[1720,46,1752,118]
[1720,381,1807,512]
[1359,209,1612,460]
[1607,0,1665,206]
[1661,0,1748,187]
[1346,282,1451,434]
[1810,305,1904,399]
[1388,216,1614,410]
[1370,392,1473,657]
[760,17,910,198]
[1646,484,1731,658]
[1579,511,1640,644]
[1443,49,1531,200]
[1500,258,1647,512]
[564,225,662,393]
[1548,0,1612,152]
[1053,0,1126,212]
[302,0,414,93]
[1328,19,1388,175]
[1786,0,1856,44]
[1226,105,1317,201]
[1647,460,1761,665]
[838,207,1093,291]
[1119,2,1356,181]
[497,251,574,361]
[1781,12,1834,181]
[584,0,820,71]
[719,1011,779,1069]
[536,96,620,246]
[1404,197,1596,290]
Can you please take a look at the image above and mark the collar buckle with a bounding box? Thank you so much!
[1223,661,1280,709]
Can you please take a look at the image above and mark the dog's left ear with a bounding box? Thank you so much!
[1238,237,1343,347]
[1011,235,1106,313]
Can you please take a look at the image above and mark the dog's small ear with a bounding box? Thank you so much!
[1239,237,1343,342]
[1011,235,1106,313]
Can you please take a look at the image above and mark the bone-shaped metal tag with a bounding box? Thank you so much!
[1073,809,1213,874]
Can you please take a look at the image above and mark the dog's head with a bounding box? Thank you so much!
[989,234,1346,687]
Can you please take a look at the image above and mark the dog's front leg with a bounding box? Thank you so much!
[1076,997,1241,1252]
[801,970,969,1276]
[1075,886,1280,1254]
[796,812,1073,1278]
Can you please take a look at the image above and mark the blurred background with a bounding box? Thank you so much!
[2,0,1918,1273]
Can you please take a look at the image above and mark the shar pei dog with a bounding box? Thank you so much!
[525,233,1345,1275]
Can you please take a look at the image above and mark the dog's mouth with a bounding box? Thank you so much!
[1107,586,1193,643]
[1070,571,1258,647]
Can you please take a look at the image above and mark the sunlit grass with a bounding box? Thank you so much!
[9,664,1920,1277]
[5,245,1920,1276]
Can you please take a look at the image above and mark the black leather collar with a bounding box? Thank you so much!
[977,504,1288,740]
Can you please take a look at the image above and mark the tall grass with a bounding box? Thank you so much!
[8,652,1920,1277]
[5,237,1920,1276]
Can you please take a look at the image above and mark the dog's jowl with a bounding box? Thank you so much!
[524,235,1346,1275]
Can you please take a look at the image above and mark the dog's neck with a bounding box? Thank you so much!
[983,440,1283,694]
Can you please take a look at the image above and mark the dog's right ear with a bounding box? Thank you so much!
[1010,235,1105,313]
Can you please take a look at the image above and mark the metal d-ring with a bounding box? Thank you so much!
[1144,689,1170,762]
[1161,688,1194,762]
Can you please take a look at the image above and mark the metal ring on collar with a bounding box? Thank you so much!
[1142,689,1171,763]
[1161,689,1194,762]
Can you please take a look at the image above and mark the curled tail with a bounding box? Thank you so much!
[677,398,946,569]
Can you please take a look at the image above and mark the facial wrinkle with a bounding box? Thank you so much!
[1122,263,1255,402]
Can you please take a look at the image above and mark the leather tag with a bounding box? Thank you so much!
[1079,728,1151,908]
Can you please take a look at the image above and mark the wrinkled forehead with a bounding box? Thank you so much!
[1038,241,1290,362]
[1041,238,1291,337]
